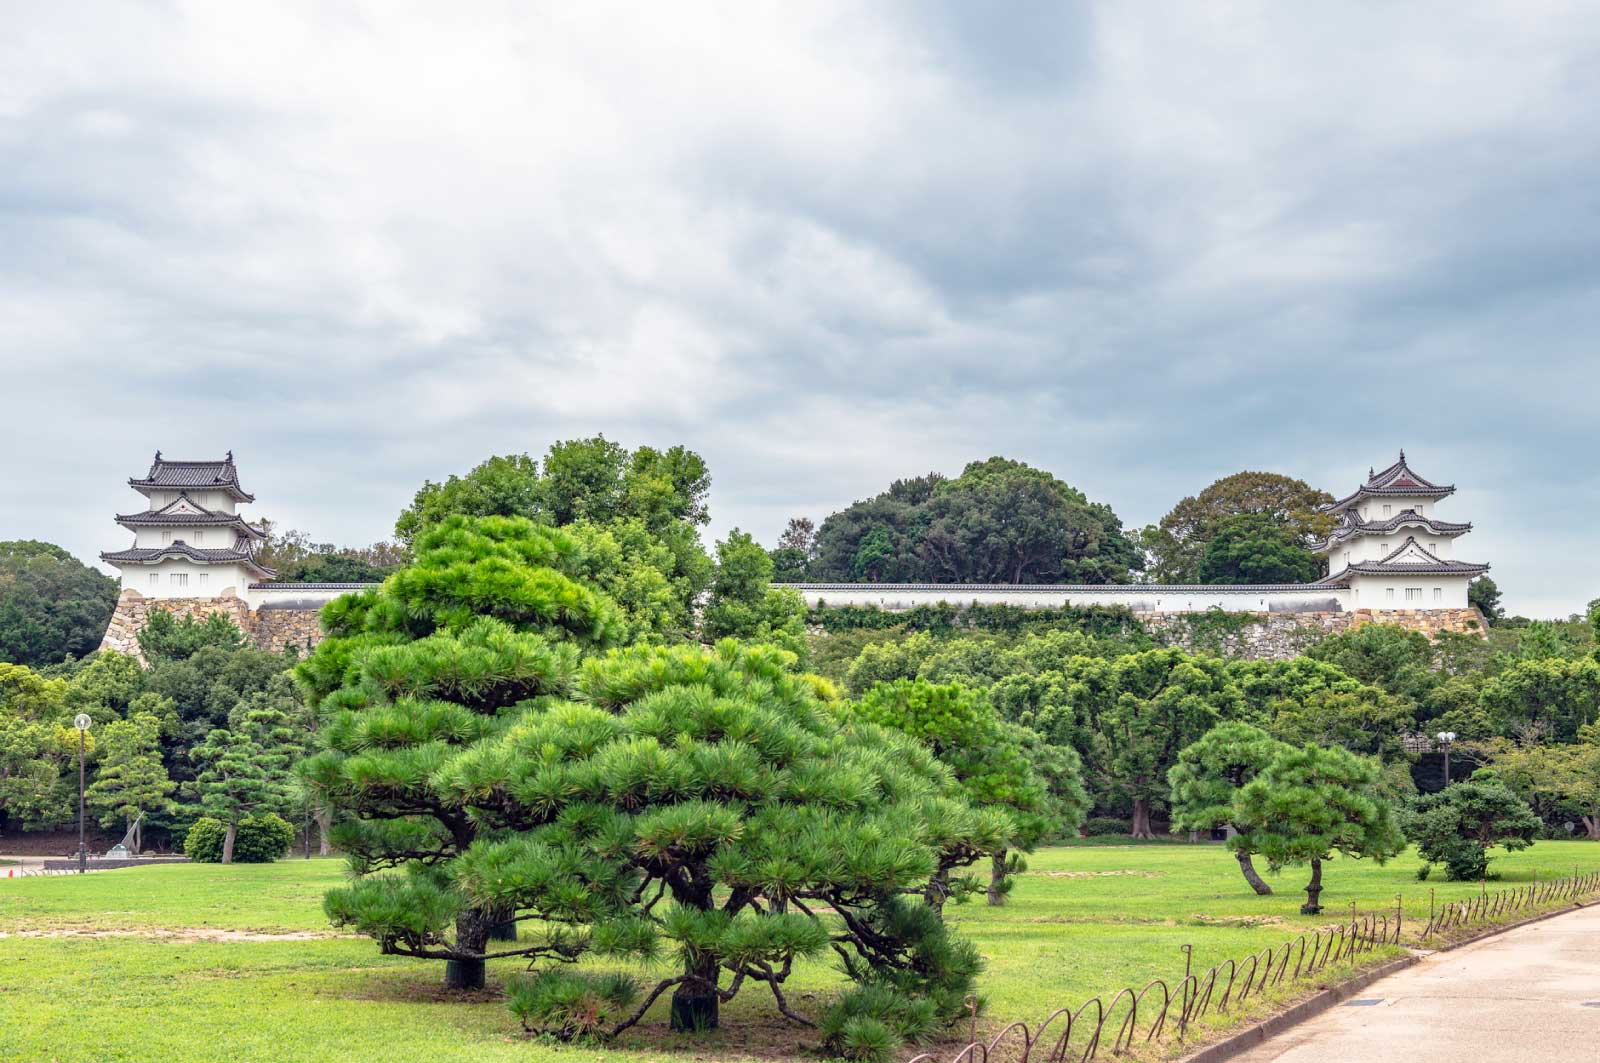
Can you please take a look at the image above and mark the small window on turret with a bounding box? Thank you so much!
[1383,504,1391,517]
[150,573,159,587]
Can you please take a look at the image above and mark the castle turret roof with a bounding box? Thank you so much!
[1311,508,1472,552]
[1314,536,1489,586]
[115,492,266,539]
[129,450,254,502]
[1325,450,1454,514]
[100,536,278,578]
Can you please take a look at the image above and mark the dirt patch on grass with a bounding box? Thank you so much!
[1188,913,1286,928]
[0,927,349,942]
[1024,869,1164,879]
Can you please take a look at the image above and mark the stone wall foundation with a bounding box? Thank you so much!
[98,589,327,661]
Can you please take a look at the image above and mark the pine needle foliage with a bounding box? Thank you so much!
[296,514,999,1047]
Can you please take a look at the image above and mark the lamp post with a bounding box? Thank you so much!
[73,713,92,873]
[1436,730,1457,787]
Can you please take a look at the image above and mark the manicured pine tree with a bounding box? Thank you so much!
[1233,744,1403,913]
[298,515,1002,1057]
[190,691,302,864]
[85,712,175,852]
[1168,722,1291,895]
[1400,775,1541,881]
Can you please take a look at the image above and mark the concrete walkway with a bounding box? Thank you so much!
[1231,903,1600,1062]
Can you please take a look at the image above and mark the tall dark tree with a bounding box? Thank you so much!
[0,541,118,667]
[769,517,818,582]
[1193,513,1321,585]
[1141,472,1334,583]
[809,459,1140,585]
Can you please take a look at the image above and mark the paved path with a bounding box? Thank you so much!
[1231,903,1600,1062]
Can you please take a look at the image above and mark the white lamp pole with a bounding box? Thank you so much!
[1436,731,1457,786]
[74,713,92,873]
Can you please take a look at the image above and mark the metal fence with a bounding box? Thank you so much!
[1421,869,1600,940]
[909,870,1600,1063]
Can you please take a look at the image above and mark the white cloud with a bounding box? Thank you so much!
[2,1,1598,616]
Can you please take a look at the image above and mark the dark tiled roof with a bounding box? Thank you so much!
[115,492,266,537]
[100,537,277,577]
[1311,508,1472,551]
[1313,537,1488,584]
[1325,450,1455,513]
[129,450,254,502]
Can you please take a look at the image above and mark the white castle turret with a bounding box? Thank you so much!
[100,451,277,598]
[1308,451,1489,609]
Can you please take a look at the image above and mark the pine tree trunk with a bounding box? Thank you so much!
[444,908,491,990]
[315,807,333,856]
[221,820,238,865]
[987,850,1008,906]
[1301,857,1323,914]
[923,868,950,914]
[670,949,721,1031]
[1129,797,1156,840]
[1236,850,1272,895]
[486,905,518,941]
[131,816,142,855]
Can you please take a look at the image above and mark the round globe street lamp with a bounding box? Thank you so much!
[1436,730,1458,787]
[74,713,91,873]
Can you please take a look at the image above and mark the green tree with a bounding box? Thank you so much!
[190,692,302,864]
[843,679,1081,906]
[769,517,817,582]
[1168,723,1292,895]
[1095,650,1241,838]
[1305,623,1438,702]
[1193,513,1321,585]
[1399,777,1540,881]
[809,459,1140,585]
[137,610,246,662]
[1141,472,1335,584]
[85,712,175,851]
[1468,576,1503,623]
[297,515,998,1053]
[1488,741,1600,839]
[1478,656,1600,743]
[395,454,544,546]
[702,530,807,659]
[1234,744,1403,913]
[0,541,119,667]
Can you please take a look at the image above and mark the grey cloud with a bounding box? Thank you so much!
[1,2,1597,617]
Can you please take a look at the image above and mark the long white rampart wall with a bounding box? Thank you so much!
[781,583,1352,613]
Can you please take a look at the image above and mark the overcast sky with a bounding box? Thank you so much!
[3,2,1597,617]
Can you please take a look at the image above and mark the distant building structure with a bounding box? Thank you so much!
[779,452,1490,643]
[1308,451,1488,609]
[99,452,374,658]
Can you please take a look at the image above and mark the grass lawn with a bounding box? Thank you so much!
[2,841,1597,1063]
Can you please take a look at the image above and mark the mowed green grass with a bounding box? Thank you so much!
[2,842,1597,1063]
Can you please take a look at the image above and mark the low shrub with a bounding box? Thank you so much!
[183,814,295,863]
[1083,816,1130,837]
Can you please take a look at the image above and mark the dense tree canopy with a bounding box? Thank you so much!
[1141,472,1334,584]
[1193,513,1321,586]
[805,458,1141,585]
[297,514,1001,1053]
[0,541,118,667]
